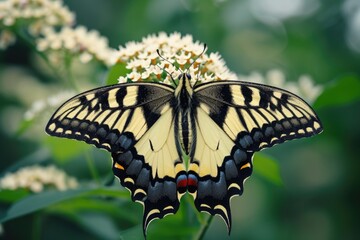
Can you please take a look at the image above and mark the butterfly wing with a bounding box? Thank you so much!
[190,80,322,231]
[45,83,185,234]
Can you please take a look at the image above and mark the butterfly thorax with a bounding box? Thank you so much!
[174,73,196,156]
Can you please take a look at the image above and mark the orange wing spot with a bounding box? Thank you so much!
[240,162,251,170]
[114,162,125,170]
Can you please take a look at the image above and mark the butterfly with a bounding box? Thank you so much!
[46,67,322,236]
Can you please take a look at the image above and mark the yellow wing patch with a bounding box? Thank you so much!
[190,108,234,178]
[135,108,185,179]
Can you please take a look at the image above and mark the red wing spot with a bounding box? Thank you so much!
[187,177,198,187]
[176,174,188,188]
[187,174,198,193]
[176,174,198,193]
[177,179,187,188]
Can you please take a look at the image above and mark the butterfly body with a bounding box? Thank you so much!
[46,72,322,235]
[174,73,197,156]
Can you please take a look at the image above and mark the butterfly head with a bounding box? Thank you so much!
[178,73,192,82]
[174,72,194,97]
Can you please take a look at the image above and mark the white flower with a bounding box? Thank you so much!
[114,32,237,85]
[24,90,75,120]
[36,26,117,66]
[0,165,79,193]
[0,29,16,49]
[0,0,74,26]
[297,75,323,103]
[0,0,75,34]
[238,69,323,103]
[266,69,286,87]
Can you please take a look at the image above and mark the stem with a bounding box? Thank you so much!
[16,28,65,82]
[64,51,79,91]
[193,214,214,240]
[31,212,42,240]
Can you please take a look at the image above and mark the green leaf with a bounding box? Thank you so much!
[105,62,130,85]
[0,189,30,203]
[16,118,35,136]
[44,136,92,163]
[253,153,283,186]
[314,75,360,109]
[84,186,130,199]
[48,198,138,224]
[1,188,89,223]
[0,186,129,223]
[77,213,121,240]
[121,225,144,240]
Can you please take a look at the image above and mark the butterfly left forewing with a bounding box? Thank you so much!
[46,83,175,151]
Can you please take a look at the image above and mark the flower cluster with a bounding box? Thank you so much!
[238,69,323,103]
[0,165,78,193]
[0,0,74,49]
[114,32,322,104]
[37,26,117,66]
[115,32,238,85]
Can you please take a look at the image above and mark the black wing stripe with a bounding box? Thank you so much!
[110,110,126,129]
[245,108,261,129]
[240,85,252,104]
[253,107,271,125]
[115,86,127,108]
[236,108,249,132]
[122,109,134,132]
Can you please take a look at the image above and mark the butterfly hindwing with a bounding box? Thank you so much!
[45,83,186,233]
[188,107,253,232]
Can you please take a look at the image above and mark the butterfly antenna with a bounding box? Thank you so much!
[187,43,207,73]
[156,49,179,86]
[188,43,207,86]
[194,65,202,86]
[156,64,177,86]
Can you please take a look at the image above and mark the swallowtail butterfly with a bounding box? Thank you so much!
[46,49,322,236]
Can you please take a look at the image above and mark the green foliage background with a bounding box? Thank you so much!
[1,0,360,239]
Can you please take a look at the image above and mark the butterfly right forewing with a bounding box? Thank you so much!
[194,81,322,151]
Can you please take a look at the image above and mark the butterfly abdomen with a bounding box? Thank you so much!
[176,107,196,155]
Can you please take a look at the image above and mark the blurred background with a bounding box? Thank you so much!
[1,0,360,239]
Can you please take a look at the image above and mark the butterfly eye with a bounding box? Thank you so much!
[178,74,182,80]
[186,73,191,79]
